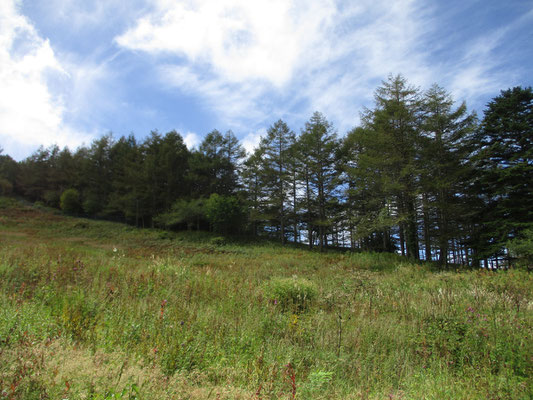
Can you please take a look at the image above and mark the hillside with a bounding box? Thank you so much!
[0,198,531,399]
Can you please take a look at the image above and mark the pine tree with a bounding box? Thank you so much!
[242,146,266,236]
[299,112,339,251]
[349,75,421,257]
[418,84,477,265]
[473,86,533,262]
[194,129,245,196]
[258,120,295,244]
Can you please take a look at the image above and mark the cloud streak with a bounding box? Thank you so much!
[116,0,531,136]
[114,0,436,132]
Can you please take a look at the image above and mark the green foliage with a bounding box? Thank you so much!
[263,276,318,311]
[508,228,533,269]
[299,112,339,251]
[0,205,531,399]
[0,178,12,195]
[155,198,206,230]
[92,383,140,399]
[0,153,18,196]
[60,290,98,341]
[474,86,533,259]
[209,236,226,246]
[0,196,17,209]
[205,193,245,234]
[256,119,296,244]
[60,188,81,214]
[302,370,334,395]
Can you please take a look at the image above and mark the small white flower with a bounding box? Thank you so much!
[113,247,118,253]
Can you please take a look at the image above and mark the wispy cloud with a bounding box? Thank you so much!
[114,0,440,133]
[116,0,531,135]
[448,9,533,105]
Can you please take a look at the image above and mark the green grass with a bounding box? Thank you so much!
[0,198,531,399]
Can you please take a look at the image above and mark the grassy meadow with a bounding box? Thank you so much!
[0,198,531,399]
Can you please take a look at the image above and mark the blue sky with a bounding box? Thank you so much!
[1,0,532,160]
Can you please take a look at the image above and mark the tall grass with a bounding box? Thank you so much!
[0,199,531,399]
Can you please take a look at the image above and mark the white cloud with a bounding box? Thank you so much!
[183,131,201,149]
[116,0,336,87]
[116,0,529,135]
[0,0,92,160]
[160,64,270,128]
[241,129,265,154]
[115,0,437,133]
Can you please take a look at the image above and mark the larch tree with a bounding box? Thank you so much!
[356,75,422,258]
[299,112,339,251]
[473,86,533,263]
[258,120,295,244]
[418,84,477,265]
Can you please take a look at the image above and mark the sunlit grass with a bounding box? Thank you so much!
[0,199,531,399]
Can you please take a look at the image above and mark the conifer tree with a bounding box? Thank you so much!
[258,120,295,244]
[350,75,421,257]
[418,84,477,265]
[473,86,533,262]
[299,112,339,251]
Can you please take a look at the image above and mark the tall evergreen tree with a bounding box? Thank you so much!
[473,86,533,262]
[141,131,190,225]
[80,134,114,216]
[348,75,421,257]
[193,129,245,196]
[258,120,295,244]
[299,112,339,251]
[0,148,18,195]
[105,135,144,223]
[341,126,396,252]
[369,75,421,258]
[419,84,477,265]
[242,146,267,236]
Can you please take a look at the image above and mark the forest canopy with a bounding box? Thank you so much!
[1,76,532,268]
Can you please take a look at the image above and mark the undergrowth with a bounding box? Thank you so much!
[0,199,531,399]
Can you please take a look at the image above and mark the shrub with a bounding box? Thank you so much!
[209,236,226,246]
[155,198,206,230]
[508,229,533,270]
[263,277,318,312]
[0,196,17,208]
[60,188,81,215]
[0,177,13,195]
[205,194,245,234]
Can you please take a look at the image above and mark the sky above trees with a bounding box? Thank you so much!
[1,0,532,160]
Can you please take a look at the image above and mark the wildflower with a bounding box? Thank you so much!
[160,299,168,319]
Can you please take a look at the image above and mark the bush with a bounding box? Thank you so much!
[155,198,206,230]
[60,188,81,214]
[0,196,17,208]
[263,277,318,312]
[0,177,13,195]
[508,229,533,270]
[209,236,226,246]
[205,194,245,234]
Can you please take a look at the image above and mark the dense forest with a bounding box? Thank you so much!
[1,75,532,268]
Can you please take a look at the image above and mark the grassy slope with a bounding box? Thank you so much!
[0,198,531,399]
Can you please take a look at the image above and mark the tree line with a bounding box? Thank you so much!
[1,75,532,268]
